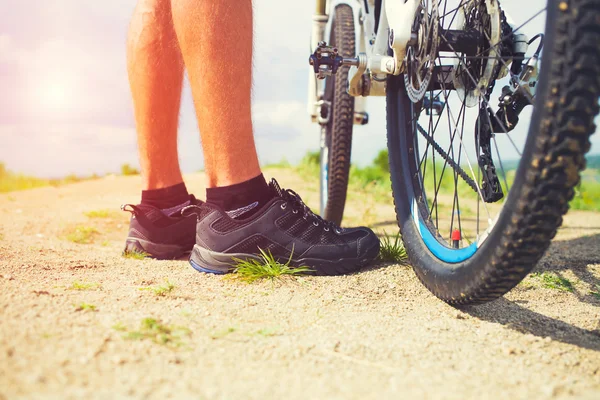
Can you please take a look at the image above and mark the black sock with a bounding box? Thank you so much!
[141,182,190,211]
[206,174,274,218]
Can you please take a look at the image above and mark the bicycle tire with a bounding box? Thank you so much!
[320,4,356,226]
[387,0,600,305]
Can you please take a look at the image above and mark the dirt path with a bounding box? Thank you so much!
[1,170,600,399]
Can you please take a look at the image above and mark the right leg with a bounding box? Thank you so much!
[123,0,199,259]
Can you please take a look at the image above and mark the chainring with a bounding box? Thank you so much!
[404,0,439,102]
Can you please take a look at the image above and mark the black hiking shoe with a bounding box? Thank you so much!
[122,195,202,259]
[187,179,380,275]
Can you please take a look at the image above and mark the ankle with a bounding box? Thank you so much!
[206,173,273,218]
[141,182,190,210]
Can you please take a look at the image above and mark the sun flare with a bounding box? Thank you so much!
[40,81,70,111]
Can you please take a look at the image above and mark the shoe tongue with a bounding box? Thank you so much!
[269,178,284,197]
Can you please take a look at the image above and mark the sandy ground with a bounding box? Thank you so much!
[1,169,600,400]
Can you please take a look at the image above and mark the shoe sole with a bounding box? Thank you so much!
[188,242,380,276]
[124,238,192,260]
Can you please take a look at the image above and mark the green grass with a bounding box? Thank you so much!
[379,231,408,264]
[75,303,97,312]
[263,159,291,170]
[117,318,190,347]
[531,272,574,292]
[232,248,314,283]
[69,281,101,291]
[122,249,150,260]
[295,151,320,182]
[112,322,127,331]
[254,328,280,337]
[210,327,236,340]
[65,226,100,244]
[293,150,600,212]
[590,285,600,300]
[0,162,101,193]
[140,280,176,296]
[121,163,140,176]
[571,179,600,212]
[84,209,117,219]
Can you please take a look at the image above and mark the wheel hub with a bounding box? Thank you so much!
[404,0,439,102]
[452,0,502,107]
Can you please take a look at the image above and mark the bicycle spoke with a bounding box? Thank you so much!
[438,35,516,138]
[467,7,548,60]
[444,89,493,223]
[404,0,543,250]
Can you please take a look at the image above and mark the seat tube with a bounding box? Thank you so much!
[316,0,326,15]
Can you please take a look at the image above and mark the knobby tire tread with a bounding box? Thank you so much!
[324,5,356,226]
[389,0,600,305]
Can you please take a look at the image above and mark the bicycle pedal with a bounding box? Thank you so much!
[309,41,344,79]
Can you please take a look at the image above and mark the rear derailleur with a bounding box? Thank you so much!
[476,35,544,203]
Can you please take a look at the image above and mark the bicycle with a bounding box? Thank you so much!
[307,0,600,305]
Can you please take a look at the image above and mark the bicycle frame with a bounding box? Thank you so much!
[308,0,423,124]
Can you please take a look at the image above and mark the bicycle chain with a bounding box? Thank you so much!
[416,123,479,193]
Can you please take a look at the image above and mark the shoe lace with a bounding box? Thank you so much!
[279,187,340,233]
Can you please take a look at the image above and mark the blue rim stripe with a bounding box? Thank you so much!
[412,200,478,264]
[418,219,478,263]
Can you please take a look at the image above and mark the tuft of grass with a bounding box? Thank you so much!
[84,209,116,219]
[121,163,140,176]
[531,272,574,292]
[75,302,97,312]
[140,280,176,296]
[65,226,100,244]
[210,327,236,340]
[70,281,101,291]
[112,322,127,332]
[118,318,190,347]
[590,285,600,300]
[378,231,408,264]
[254,328,280,337]
[232,248,314,283]
[123,249,150,260]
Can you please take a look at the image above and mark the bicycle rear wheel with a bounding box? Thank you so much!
[387,0,600,305]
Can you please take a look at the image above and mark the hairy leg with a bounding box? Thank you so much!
[127,0,184,190]
[171,0,261,188]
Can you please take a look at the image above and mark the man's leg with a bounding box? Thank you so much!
[171,0,380,275]
[171,0,272,216]
[123,0,198,260]
[171,0,260,188]
[127,0,186,194]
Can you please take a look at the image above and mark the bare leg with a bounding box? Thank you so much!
[171,0,261,188]
[127,0,185,190]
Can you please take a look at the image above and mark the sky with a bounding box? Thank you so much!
[0,0,598,178]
